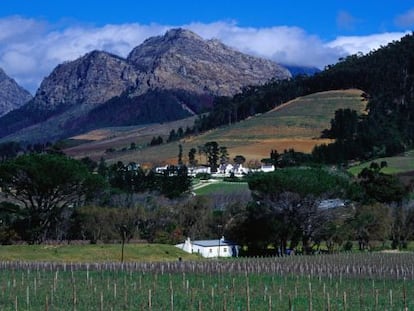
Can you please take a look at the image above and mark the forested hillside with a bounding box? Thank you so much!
[197,33,414,163]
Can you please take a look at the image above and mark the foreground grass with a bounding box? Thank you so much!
[0,244,199,263]
[1,253,414,310]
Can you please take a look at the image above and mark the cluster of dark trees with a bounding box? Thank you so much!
[100,160,191,199]
[1,150,412,256]
[0,153,193,244]
[231,164,412,255]
[0,141,58,162]
[193,33,414,164]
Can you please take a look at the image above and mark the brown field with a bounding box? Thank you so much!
[64,89,365,165]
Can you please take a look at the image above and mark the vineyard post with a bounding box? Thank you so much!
[327,293,331,311]
[389,289,392,309]
[148,289,152,310]
[403,279,407,311]
[343,291,347,311]
[217,224,222,258]
[246,276,251,311]
[26,285,29,310]
[308,282,313,311]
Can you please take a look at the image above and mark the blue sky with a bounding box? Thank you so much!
[1,0,413,93]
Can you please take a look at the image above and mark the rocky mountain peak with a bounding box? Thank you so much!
[32,50,138,110]
[0,68,32,117]
[164,28,203,41]
[128,28,291,96]
[0,28,292,142]
[0,68,8,80]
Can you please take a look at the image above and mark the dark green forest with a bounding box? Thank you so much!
[1,153,412,255]
[195,33,414,163]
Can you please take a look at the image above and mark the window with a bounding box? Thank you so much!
[209,248,212,253]
[223,247,227,252]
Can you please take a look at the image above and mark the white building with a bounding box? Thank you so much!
[176,237,239,258]
[188,166,211,177]
[260,164,275,172]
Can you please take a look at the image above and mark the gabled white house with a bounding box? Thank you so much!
[176,237,239,258]
[218,163,234,175]
[233,163,249,176]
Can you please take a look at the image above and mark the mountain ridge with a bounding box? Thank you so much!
[0,68,32,117]
[0,28,290,143]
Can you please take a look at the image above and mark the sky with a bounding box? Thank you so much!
[0,0,413,94]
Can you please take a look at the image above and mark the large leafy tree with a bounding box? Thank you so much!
[244,167,355,254]
[321,108,359,141]
[358,163,409,204]
[0,153,105,243]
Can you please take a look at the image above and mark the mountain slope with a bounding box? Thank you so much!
[0,68,32,117]
[64,89,366,164]
[0,28,290,143]
[128,28,291,96]
[30,50,138,111]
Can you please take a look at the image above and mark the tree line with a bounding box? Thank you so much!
[1,151,413,256]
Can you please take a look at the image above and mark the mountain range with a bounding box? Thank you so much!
[0,28,291,143]
[0,68,32,117]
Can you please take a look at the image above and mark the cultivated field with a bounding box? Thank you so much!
[64,89,366,166]
[1,252,413,310]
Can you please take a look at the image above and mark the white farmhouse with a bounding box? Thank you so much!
[176,237,239,258]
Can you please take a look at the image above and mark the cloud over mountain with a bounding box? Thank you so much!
[0,16,408,93]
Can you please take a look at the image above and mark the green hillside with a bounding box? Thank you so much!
[66,89,365,166]
[348,149,414,175]
[0,243,199,263]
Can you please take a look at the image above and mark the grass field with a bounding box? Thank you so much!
[192,180,249,196]
[348,149,414,175]
[64,89,366,166]
[0,244,198,263]
[1,253,414,310]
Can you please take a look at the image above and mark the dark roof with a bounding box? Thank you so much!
[192,239,236,247]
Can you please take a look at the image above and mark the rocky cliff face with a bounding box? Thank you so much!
[31,50,138,111]
[128,28,291,96]
[0,28,291,142]
[0,68,32,116]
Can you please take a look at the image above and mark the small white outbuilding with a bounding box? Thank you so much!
[176,237,239,258]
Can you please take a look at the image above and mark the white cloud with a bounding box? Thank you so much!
[327,32,409,55]
[0,16,409,94]
[0,18,169,93]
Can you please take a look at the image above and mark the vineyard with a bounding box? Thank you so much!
[1,252,414,310]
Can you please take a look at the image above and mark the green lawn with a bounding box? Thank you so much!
[0,243,199,263]
[348,149,414,176]
[193,180,250,196]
